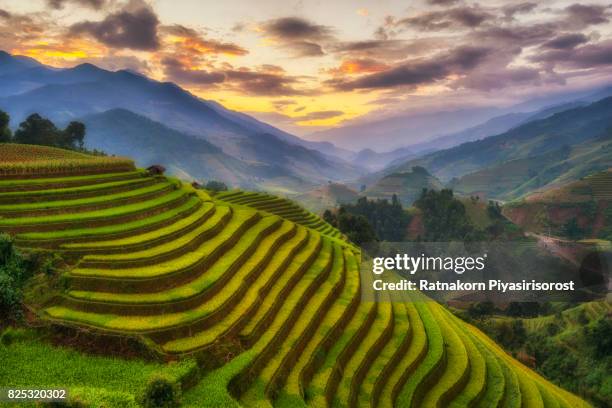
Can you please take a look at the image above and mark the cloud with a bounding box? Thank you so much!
[290,41,324,57]
[163,57,310,96]
[260,17,333,57]
[471,23,558,48]
[543,33,589,49]
[453,67,541,91]
[262,17,332,41]
[327,58,389,75]
[161,57,225,85]
[295,110,344,121]
[331,46,491,90]
[565,4,610,28]
[533,40,612,68]
[427,0,459,5]
[272,99,297,109]
[163,25,248,56]
[397,7,494,31]
[47,0,106,10]
[70,1,160,50]
[332,38,444,61]
[502,2,537,19]
[225,68,308,96]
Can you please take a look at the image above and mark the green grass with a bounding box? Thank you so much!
[0,177,155,203]
[69,207,259,278]
[280,249,360,402]
[17,195,201,241]
[334,290,393,408]
[0,329,195,406]
[0,170,145,190]
[161,226,313,354]
[62,201,216,251]
[238,234,328,341]
[0,187,189,227]
[0,180,174,213]
[79,205,232,263]
[68,219,294,306]
[0,159,592,408]
[239,243,343,406]
[396,300,445,407]
[215,190,344,243]
[443,309,487,407]
[45,217,285,332]
[419,302,469,407]
[357,301,409,407]
[378,296,427,407]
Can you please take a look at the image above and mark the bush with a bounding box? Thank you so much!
[204,180,228,192]
[138,373,181,408]
[585,317,612,358]
[0,327,30,346]
[0,234,33,321]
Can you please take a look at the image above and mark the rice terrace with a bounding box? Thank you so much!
[0,143,590,407]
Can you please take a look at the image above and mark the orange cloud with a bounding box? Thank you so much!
[163,25,248,57]
[327,58,390,75]
[14,39,107,66]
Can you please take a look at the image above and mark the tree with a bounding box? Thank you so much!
[337,212,377,245]
[0,234,34,321]
[323,209,336,226]
[562,218,583,240]
[414,189,474,241]
[13,114,86,150]
[14,114,60,146]
[0,110,11,143]
[62,121,86,149]
[205,180,228,192]
[338,196,410,241]
[585,317,612,358]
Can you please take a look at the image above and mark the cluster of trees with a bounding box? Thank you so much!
[467,300,550,319]
[414,189,480,241]
[204,180,228,192]
[470,303,611,406]
[0,110,86,150]
[326,195,410,243]
[414,189,519,241]
[323,207,376,245]
[0,235,35,322]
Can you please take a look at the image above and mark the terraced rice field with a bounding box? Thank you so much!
[0,148,589,407]
[0,143,134,176]
[214,190,346,242]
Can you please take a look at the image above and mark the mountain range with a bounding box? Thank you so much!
[373,96,612,201]
[309,85,612,154]
[0,51,362,193]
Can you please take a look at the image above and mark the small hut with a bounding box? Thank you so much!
[147,165,166,175]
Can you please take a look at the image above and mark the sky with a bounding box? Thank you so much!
[1,0,611,138]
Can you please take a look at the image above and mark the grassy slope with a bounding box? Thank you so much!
[503,169,612,239]
[389,96,612,183]
[0,329,196,407]
[0,145,592,407]
[364,167,443,206]
[451,136,612,200]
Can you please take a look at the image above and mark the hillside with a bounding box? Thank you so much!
[81,109,316,192]
[503,169,612,240]
[294,183,360,213]
[450,132,612,200]
[0,52,363,191]
[364,166,443,206]
[0,144,588,406]
[384,97,612,186]
[482,301,612,406]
